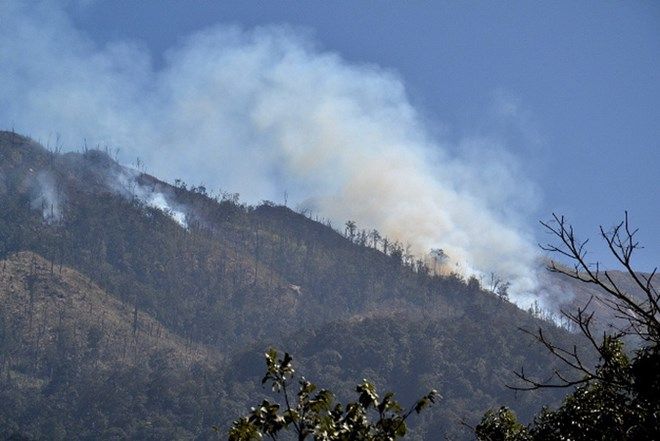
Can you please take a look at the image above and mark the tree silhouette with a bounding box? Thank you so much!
[476,213,659,441]
[345,221,357,243]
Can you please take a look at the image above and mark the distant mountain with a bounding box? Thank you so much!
[540,265,653,340]
[0,131,594,439]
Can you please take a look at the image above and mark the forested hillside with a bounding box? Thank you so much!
[0,131,588,439]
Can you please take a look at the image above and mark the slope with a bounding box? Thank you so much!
[0,131,592,439]
[0,251,212,370]
[0,250,226,440]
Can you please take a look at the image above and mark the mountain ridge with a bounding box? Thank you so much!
[0,130,594,439]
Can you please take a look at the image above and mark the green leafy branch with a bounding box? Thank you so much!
[228,349,439,441]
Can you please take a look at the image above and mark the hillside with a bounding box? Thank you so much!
[0,251,225,440]
[0,251,212,369]
[0,131,593,439]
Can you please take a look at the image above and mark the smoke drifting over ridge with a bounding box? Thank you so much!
[1,2,554,309]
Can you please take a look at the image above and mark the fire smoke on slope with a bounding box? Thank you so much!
[1,1,555,310]
[30,171,63,224]
[111,168,189,228]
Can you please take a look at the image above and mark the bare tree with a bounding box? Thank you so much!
[512,212,658,390]
[344,220,357,242]
[430,248,447,275]
[368,229,381,249]
[381,237,390,255]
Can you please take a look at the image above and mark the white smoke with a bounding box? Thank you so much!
[143,192,188,228]
[0,2,557,310]
[111,168,188,228]
[30,171,63,223]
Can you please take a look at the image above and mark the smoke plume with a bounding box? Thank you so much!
[30,171,63,224]
[1,1,555,309]
[111,168,189,228]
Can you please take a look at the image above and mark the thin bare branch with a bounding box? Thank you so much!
[514,213,658,391]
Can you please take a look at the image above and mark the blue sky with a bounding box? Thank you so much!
[3,1,658,272]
